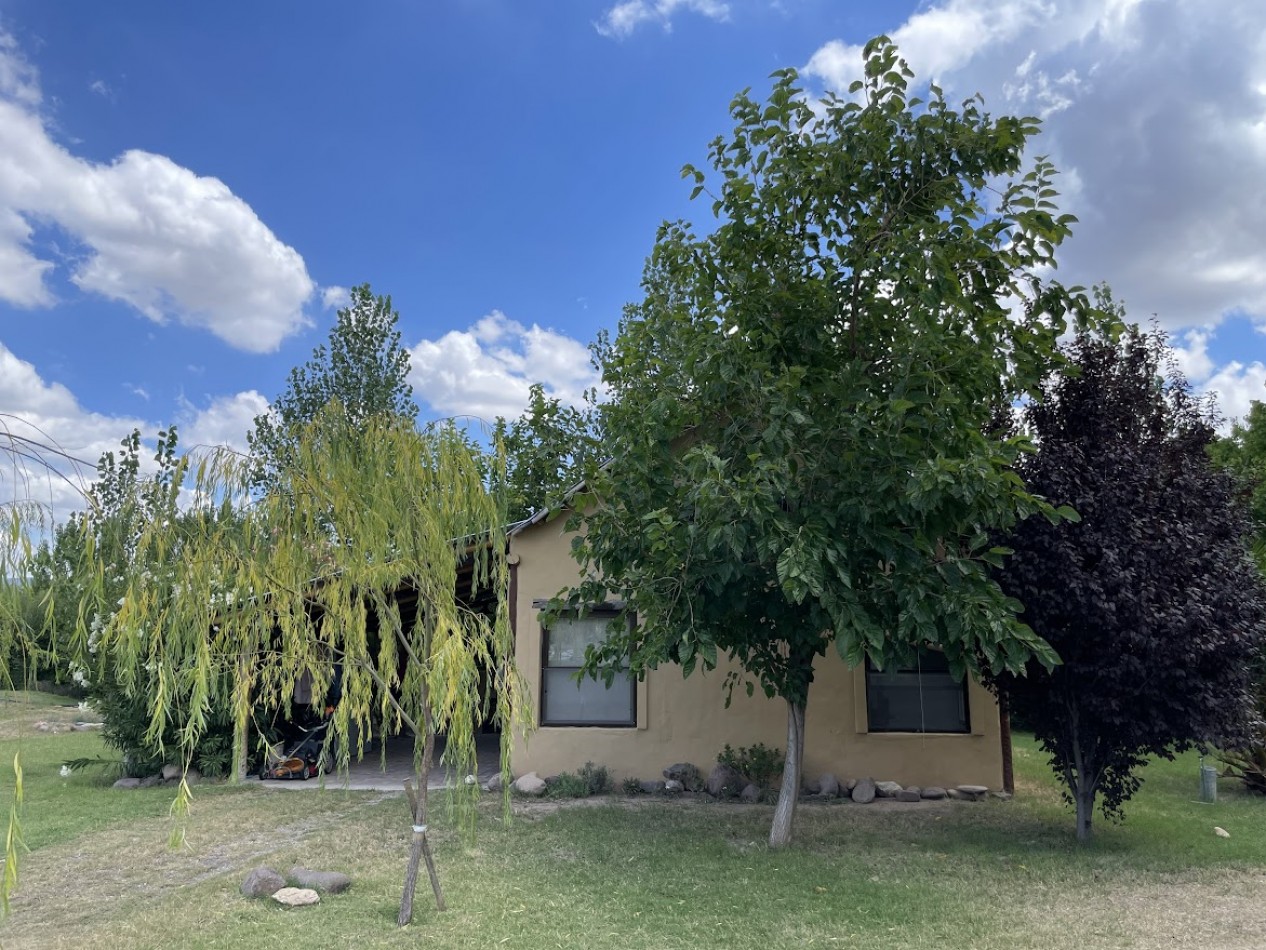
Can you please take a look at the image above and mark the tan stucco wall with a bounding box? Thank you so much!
[509,515,1004,790]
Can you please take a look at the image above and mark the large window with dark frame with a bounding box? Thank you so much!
[540,610,636,727]
[866,648,970,734]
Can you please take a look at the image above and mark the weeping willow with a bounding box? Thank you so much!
[93,408,527,925]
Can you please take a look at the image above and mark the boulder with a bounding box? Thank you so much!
[513,772,547,796]
[875,781,903,798]
[817,773,840,798]
[663,779,684,795]
[802,777,821,795]
[483,773,504,793]
[161,763,182,781]
[639,779,667,795]
[707,764,747,798]
[663,763,702,792]
[242,866,286,899]
[290,866,351,894]
[844,777,858,793]
[272,887,320,907]
[112,778,141,790]
[946,788,970,801]
[138,775,163,789]
[896,787,922,803]
[921,786,947,800]
[739,783,761,804]
[184,768,203,786]
[851,777,877,804]
[955,785,989,801]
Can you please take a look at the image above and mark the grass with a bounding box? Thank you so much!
[1,693,1264,950]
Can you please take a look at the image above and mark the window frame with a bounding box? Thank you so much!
[864,649,971,735]
[539,607,637,728]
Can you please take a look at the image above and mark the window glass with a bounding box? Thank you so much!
[541,613,635,727]
[866,650,969,733]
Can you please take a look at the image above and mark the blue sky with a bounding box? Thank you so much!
[2,0,1265,517]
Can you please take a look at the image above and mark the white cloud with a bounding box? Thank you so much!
[321,285,351,311]
[1170,328,1215,384]
[803,0,1266,334]
[0,29,315,353]
[1200,359,1266,429]
[0,339,147,519]
[88,78,112,99]
[596,0,730,39]
[408,311,600,422]
[178,390,268,454]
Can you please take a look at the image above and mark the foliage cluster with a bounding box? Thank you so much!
[546,761,613,799]
[989,321,1266,838]
[717,743,784,790]
[564,36,1092,846]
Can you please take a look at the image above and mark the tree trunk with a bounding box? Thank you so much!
[231,652,250,785]
[1074,781,1095,842]
[398,679,445,925]
[769,698,806,849]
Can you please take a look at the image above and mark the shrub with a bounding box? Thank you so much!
[718,743,784,790]
[621,776,642,796]
[548,761,613,798]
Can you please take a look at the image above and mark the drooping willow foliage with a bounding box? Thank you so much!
[89,408,527,923]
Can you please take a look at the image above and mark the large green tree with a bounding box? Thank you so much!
[495,383,602,523]
[562,38,1093,847]
[1209,400,1266,793]
[989,324,1266,837]
[248,284,417,492]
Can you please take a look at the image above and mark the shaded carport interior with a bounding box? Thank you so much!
[258,546,507,791]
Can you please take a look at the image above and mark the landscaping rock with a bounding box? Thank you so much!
[990,790,1013,802]
[183,768,203,786]
[483,773,503,793]
[946,788,970,801]
[71,721,104,731]
[138,775,163,788]
[802,777,821,795]
[817,773,840,798]
[739,783,761,803]
[112,777,141,790]
[161,763,182,781]
[844,777,858,793]
[663,779,684,794]
[851,777,877,804]
[1215,826,1231,838]
[290,866,352,894]
[272,887,320,907]
[897,787,922,803]
[242,866,287,899]
[921,786,947,800]
[875,781,903,798]
[639,779,667,795]
[513,772,547,796]
[707,764,747,798]
[955,785,989,801]
[34,721,72,734]
[663,763,702,792]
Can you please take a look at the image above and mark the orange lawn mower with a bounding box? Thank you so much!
[258,717,329,781]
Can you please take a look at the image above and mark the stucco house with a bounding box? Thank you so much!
[504,508,1010,791]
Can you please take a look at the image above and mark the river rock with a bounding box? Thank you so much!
[851,777,877,804]
[290,866,351,894]
[272,887,320,907]
[875,781,903,798]
[513,772,547,796]
[664,779,684,795]
[639,779,666,794]
[663,763,702,791]
[241,866,286,898]
[897,787,922,803]
[161,763,182,781]
[112,777,141,790]
[483,773,503,793]
[740,783,761,803]
[921,786,947,800]
[817,773,840,798]
[707,764,746,798]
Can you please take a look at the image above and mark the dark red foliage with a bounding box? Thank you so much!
[988,324,1266,838]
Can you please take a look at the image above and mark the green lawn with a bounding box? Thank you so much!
[2,694,1263,950]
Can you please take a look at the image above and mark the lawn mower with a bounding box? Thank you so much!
[259,717,329,781]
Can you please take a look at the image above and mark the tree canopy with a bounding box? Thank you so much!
[989,321,1266,839]
[248,284,417,493]
[562,38,1092,847]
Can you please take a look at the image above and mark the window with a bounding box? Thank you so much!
[541,611,635,727]
[866,649,969,733]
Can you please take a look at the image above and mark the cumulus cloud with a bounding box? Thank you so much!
[1200,360,1266,429]
[802,0,1266,334]
[177,390,268,454]
[0,29,315,353]
[596,0,729,39]
[408,311,600,422]
[321,285,351,311]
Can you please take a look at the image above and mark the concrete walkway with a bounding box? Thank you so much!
[258,732,503,791]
